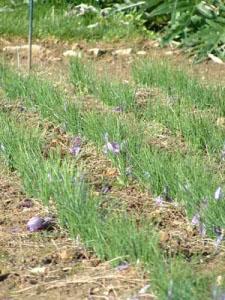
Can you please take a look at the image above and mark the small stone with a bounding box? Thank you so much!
[112,48,132,56]
[137,50,147,56]
[165,50,173,56]
[30,266,46,274]
[88,48,106,57]
[63,50,82,58]
[208,53,224,64]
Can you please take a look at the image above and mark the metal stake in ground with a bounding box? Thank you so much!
[28,0,34,71]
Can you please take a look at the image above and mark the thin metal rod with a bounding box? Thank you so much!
[28,0,33,72]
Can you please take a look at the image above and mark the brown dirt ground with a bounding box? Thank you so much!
[2,37,225,299]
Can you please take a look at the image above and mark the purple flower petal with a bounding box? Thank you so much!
[191,213,200,226]
[27,216,53,232]
[69,136,82,156]
[154,195,163,206]
[70,145,81,156]
[103,141,120,155]
[103,133,121,155]
[101,184,111,194]
[215,187,224,201]
[111,142,120,154]
[116,261,129,271]
[112,106,123,113]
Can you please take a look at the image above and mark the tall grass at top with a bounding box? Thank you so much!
[132,59,225,113]
[69,58,225,154]
[132,59,225,154]
[0,2,147,41]
[70,58,136,111]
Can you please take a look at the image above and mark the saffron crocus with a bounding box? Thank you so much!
[27,216,53,232]
[191,213,206,237]
[215,187,224,201]
[112,106,123,113]
[116,261,129,271]
[154,195,163,206]
[191,213,200,226]
[69,136,82,156]
[101,184,111,194]
[103,133,120,155]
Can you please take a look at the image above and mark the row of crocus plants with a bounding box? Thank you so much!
[0,61,224,299]
[69,58,225,235]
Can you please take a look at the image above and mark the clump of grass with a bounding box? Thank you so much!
[131,59,225,154]
[0,66,81,133]
[132,59,225,112]
[70,58,136,111]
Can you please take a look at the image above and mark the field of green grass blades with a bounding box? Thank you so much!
[0,1,149,41]
[2,57,225,299]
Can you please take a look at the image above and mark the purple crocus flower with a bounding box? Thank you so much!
[103,133,120,155]
[116,261,129,271]
[69,136,82,156]
[191,213,200,226]
[101,184,111,194]
[112,106,123,113]
[154,195,164,206]
[191,212,206,237]
[27,216,53,232]
[215,187,224,201]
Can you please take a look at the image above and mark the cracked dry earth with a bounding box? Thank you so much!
[0,163,153,300]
